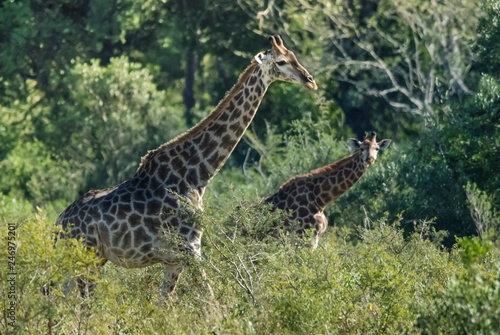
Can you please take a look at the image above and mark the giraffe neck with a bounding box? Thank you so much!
[191,63,270,184]
[310,152,366,209]
[135,61,270,191]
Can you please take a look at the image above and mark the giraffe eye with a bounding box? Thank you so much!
[277,60,287,66]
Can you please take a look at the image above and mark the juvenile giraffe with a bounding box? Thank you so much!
[56,35,317,295]
[265,132,391,249]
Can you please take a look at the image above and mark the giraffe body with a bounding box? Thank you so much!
[56,35,317,293]
[265,132,391,249]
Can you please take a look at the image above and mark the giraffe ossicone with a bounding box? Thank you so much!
[265,131,392,250]
[56,35,317,296]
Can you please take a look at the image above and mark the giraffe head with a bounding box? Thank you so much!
[253,35,317,90]
[348,131,392,166]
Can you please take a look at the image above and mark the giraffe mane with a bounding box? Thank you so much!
[278,151,362,189]
[137,60,260,171]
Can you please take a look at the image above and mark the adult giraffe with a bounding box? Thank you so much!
[265,132,391,249]
[56,35,317,295]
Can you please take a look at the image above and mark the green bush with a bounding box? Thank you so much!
[0,209,101,333]
[417,236,500,334]
[0,197,468,334]
[256,218,458,334]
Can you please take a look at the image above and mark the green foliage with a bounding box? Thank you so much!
[465,182,500,239]
[456,235,494,268]
[0,140,77,204]
[475,0,500,74]
[0,56,185,204]
[257,217,457,334]
[0,209,101,334]
[440,75,500,202]
[53,56,185,187]
[417,236,500,334]
[0,0,174,102]
[0,199,468,335]
[0,194,33,223]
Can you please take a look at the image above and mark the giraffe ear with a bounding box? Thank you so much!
[254,52,266,64]
[348,138,361,149]
[378,139,392,150]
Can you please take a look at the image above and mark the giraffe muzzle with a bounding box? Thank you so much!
[304,76,318,90]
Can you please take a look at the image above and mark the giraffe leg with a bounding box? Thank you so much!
[76,258,108,298]
[201,268,215,299]
[160,264,184,297]
[311,234,320,251]
[188,239,215,299]
[77,276,95,298]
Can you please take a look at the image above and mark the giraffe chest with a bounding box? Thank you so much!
[269,191,325,232]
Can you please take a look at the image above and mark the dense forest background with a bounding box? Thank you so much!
[1,0,500,333]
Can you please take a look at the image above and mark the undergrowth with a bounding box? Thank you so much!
[2,198,499,334]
